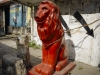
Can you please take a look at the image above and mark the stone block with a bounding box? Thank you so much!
[2,54,27,75]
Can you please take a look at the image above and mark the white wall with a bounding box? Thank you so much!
[33,21,42,45]
[0,0,3,1]
[33,13,100,67]
[62,14,100,66]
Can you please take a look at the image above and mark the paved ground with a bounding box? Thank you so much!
[0,35,100,75]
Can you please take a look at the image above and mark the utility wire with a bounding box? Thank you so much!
[74,24,100,49]
[64,18,100,49]
[64,18,100,34]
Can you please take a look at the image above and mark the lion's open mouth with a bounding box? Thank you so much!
[35,19,46,28]
[36,20,46,24]
[35,13,48,25]
[35,17,47,24]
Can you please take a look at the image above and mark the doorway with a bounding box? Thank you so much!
[5,6,10,34]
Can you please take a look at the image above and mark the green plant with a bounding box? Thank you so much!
[29,40,41,49]
[78,66,83,70]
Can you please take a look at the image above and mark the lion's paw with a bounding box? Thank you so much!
[41,65,54,75]
[34,63,45,74]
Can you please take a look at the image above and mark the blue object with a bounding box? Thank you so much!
[10,4,22,27]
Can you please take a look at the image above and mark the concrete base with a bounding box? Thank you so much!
[29,62,76,75]
[0,27,5,36]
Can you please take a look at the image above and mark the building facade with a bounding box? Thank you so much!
[0,0,31,35]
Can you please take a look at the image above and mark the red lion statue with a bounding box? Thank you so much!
[29,1,69,75]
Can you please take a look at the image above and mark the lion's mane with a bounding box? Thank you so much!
[36,1,64,46]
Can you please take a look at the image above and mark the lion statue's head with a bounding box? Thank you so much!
[35,0,64,45]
